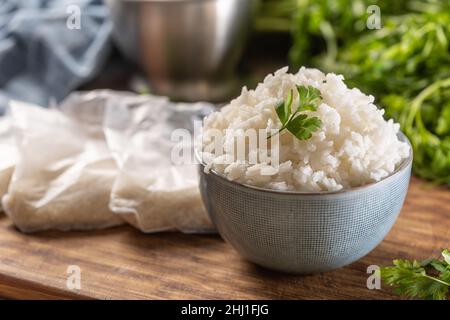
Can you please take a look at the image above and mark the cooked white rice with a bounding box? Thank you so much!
[201,67,410,192]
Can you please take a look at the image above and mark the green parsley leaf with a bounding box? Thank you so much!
[268,85,322,141]
[297,85,321,112]
[286,115,322,140]
[380,249,450,300]
[275,89,294,125]
[442,249,450,265]
[429,260,448,273]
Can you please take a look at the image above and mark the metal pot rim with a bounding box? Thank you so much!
[120,0,218,3]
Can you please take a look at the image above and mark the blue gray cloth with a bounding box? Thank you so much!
[0,0,112,113]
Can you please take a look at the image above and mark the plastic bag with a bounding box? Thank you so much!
[3,90,215,233]
[0,115,17,210]
[104,94,215,233]
[2,99,124,232]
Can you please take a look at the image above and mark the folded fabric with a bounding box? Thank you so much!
[0,0,112,114]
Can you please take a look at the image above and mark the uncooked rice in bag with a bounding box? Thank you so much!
[104,94,215,233]
[0,115,16,211]
[2,100,123,232]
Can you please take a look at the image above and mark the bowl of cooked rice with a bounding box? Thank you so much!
[197,67,412,274]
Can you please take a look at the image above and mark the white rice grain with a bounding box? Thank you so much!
[201,67,410,192]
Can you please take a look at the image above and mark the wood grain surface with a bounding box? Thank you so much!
[0,177,449,300]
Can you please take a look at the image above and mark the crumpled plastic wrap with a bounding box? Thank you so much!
[0,115,16,209]
[104,93,215,233]
[2,99,124,232]
[1,90,215,233]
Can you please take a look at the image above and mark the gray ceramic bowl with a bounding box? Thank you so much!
[198,133,413,274]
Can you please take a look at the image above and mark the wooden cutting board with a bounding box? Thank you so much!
[0,177,448,300]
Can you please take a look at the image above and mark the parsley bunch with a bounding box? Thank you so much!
[256,0,450,186]
[381,249,450,300]
[333,9,450,185]
[268,85,322,141]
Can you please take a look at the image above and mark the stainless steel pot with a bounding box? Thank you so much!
[106,0,258,102]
